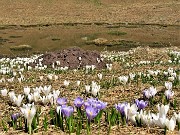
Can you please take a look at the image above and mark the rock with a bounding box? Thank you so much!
[81,37,88,41]
[93,38,108,46]
[10,44,32,51]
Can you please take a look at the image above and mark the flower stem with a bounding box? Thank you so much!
[86,120,91,135]
[29,124,32,135]
[164,126,167,135]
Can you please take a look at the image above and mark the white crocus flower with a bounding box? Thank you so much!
[42,85,51,96]
[28,94,33,103]
[13,71,17,76]
[165,116,176,131]
[47,74,53,80]
[164,89,174,100]
[53,90,60,97]
[171,72,176,77]
[157,104,169,118]
[97,73,103,80]
[153,115,167,128]
[129,73,136,80]
[173,112,180,123]
[0,77,6,83]
[168,76,174,81]
[118,76,129,85]
[91,84,100,97]
[33,87,41,93]
[20,103,36,135]
[40,96,48,104]
[33,91,40,102]
[7,77,14,83]
[39,76,44,81]
[64,80,70,87]
[148,70,154,76]
[127,103,138,124]
[18,77,22,83]
[56,106,62,115]
[165,82,172,90]
[27,66,32,70]
[85,65,91,73]
[149,86,157,97]
[168,68,174,74]
[76,80,81,87]
[164,71,168,76]
[52,90,60,105]
[54,75,58,81]
[85,85,90,93]
[14,94,24,107]
[56,61,60,66]
[24,86,31,96]
[168,60,172,63]
[78,57,82,61]
[1,89,8,96]
[135,109,143,123]
[9,91,16,102]
[91,65,96,71]
[141,111,154,127]
[154,70,159,76]
[106,64,112,71]
[47,93,54,105]
[138,72,142,77]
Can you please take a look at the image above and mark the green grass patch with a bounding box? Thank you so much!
[51,38,60,41]
[91,0,102,5]
[108,31,127,36]
[9,35,23,38]
[82,33,99,41]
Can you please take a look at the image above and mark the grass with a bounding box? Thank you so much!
[51,38,60,41]
[82,33,99,41]
[89,0,102,6]
[0,38,9,44]
[108,31,127,36]
[9,35,23,38]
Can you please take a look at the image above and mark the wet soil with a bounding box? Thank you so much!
[0,24,179,56]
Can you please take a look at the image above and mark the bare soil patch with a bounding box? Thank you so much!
[31,47,107,69]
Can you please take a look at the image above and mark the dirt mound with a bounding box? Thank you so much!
[32,47,107,69]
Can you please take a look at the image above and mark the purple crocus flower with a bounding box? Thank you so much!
[85,106,98,121]
[135,99,148,110]
[115,102,128,116]
[93,101,107,110]
[57,97,67,106]
[11,113,20,121]
[61,105,74,118]
[74,97,84,108]
[84,101,91,109]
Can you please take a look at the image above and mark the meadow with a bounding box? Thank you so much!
[0,46,179,135]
